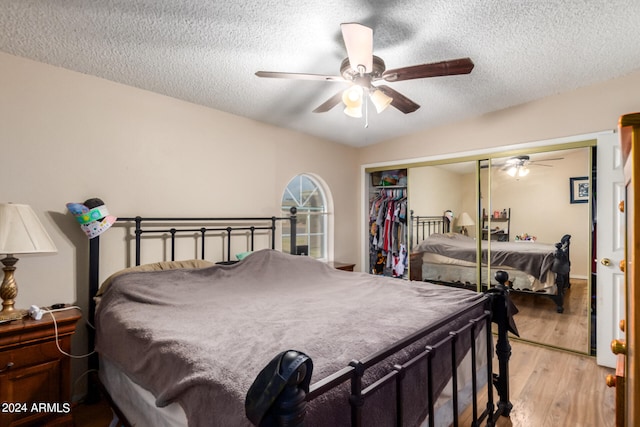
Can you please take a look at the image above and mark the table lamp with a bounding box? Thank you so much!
[0,203,57,321]
[458,212,475,236]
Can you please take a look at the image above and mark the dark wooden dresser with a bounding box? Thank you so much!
[0,308,80,426]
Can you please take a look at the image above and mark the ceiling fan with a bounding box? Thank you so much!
[255,23,474,117]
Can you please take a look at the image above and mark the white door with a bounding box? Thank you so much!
[596,132,626,368]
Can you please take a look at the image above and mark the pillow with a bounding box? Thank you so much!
[96,259,214,297]
[235,251,253,260]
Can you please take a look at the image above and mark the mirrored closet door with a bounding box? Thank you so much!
[484,147,591,353]
[408,160,481,291]
[407,146,592,354]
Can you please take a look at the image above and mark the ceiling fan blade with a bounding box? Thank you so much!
[382,57,474,82]
[530,157,564,162]
[376,85,420,114]
[312,91,344,113]
[255,71,345,82]
[341,23,373,73]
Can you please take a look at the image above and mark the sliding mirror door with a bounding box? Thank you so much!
[408,161,482,291]
[486,148,591,353]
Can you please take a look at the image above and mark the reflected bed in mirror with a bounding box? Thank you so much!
[411,232,571,313]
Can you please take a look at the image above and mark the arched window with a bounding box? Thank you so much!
[281,174,328,260]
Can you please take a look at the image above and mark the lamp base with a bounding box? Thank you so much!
[0,308,27,321]
[1,255,24,321]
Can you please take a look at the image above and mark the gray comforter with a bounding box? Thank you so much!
[414,233,556,281]
[96,249,486,427]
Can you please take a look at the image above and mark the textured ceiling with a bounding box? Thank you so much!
[2,1,640,147]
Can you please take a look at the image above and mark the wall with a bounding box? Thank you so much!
[357,69,640,165]
[408,165,468,220]
[0,52,359,398]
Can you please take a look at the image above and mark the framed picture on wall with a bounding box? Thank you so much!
[570,176,589,204]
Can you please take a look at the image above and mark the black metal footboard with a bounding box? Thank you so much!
[247,272,515,427]
[547,234,571,313]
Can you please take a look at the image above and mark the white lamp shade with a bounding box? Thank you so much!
[457,212,475,227]
[370,89,393,113]
[0,203,57,255]
[342,86,363,108]
[342,86,363,117]
[343,105,363,118]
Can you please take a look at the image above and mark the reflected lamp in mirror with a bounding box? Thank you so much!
[457,212,475,236]
[0,203,57,321]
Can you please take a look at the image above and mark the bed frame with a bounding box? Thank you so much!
[409,211,451,250]
[409,211,571,313]
[517,234,571,313]
[86,211,515,427]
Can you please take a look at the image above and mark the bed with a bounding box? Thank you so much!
[87,211,516,427]
[409,213,571,313]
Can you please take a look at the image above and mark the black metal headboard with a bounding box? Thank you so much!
[89,207,297,300]
[409,210,451,248]
[87,208,297,375]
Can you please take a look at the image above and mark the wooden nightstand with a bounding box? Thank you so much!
[0,308,80,427]
[409,252,423,281]
[327,261,356,272]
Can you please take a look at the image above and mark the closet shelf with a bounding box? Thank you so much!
[373,185,406,189]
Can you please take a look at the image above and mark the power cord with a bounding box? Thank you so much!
[34,305,96,359]
[25,306,101,405]
[72,368,100,401]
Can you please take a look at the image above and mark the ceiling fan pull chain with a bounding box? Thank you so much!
[364,91,369,128]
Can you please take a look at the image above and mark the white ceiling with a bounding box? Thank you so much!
[2,1,640,147]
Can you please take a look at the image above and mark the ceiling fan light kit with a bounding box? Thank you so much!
[369,88,393,113]
[342,85,364,118]
[255,22,474,121]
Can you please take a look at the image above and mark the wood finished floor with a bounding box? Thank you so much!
[73,398,113,427]
[459,340,615,427]
[508,278,590,352]
[73,339,616,427]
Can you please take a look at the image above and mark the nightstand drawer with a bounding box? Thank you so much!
[1,358,61,401]
[327,261,355,271]
[0,310,79,427]
[0,337,70,371]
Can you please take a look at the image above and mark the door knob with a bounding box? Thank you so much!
[620,260,625,272]
[619,200,625,213]
[606,374,617,387]
[601,258,611,266]
[611,339,627,355]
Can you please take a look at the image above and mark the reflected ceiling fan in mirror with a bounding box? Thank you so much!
[502,155,564,177]
[255,23,474,121]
